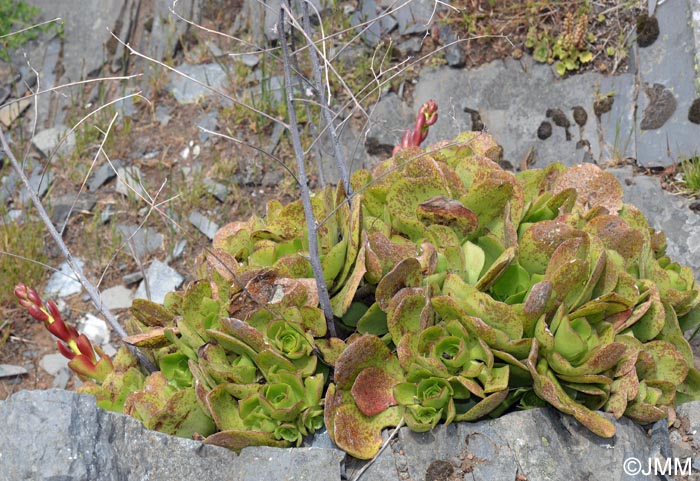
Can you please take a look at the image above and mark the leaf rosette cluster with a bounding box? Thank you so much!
[51,131,700,460]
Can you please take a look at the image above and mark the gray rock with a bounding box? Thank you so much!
[265,121,285,155]
[114,96,136,118]
[39,353,69,376]
[168,62,228,104]
[445,44,465,68]
[365,92,413,156]
[676,401,700,434]
[134,259,184,304]
[406,59,636,168]
[0,171,19,203]
[395,37,423,57]
[189,210,219,240]
[101,343,117,358]
[394,0,434,35]
[51,367,71,389]
[32,125,76,159]
[204,178,229,202]
[0,364,28,378]
[88,159,123,192]
[197,110,218,143]
[18,165,53,205]
[390,409,652,481]
[99,285,134,311]
[232,53,260,68]
[78,314,110,346]
[0,85,9,105]
[440,26,465,68]
[609,167,700,274]
[100,204,115,224]
[116,224,164,260]
[0,389,343,481]
[155,105,172,127]
[50,193,97,226]
[45,259,85,298]
[262,0,327,41]
[244,75,285,104]
[16,0,200,127]
[122,271,144,286]
[1,208,23,224]
[171,240,187,260]
[116,166,149,200]
[636,0,698,165]
[350,0,397,47]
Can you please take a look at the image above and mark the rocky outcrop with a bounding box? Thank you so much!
[3,389,696,481]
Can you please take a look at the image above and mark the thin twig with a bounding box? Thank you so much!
[301,1,352,196]
[350,419,405,481]
[0,17,62,39]
[0,127,157,373]
[0,75,141,110]
[288,18,326,188]
[279,7,336,337]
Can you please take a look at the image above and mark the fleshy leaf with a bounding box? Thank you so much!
[351,367,400,417]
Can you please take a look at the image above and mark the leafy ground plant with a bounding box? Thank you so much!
[15,120,700,459]
[0,0,57,61]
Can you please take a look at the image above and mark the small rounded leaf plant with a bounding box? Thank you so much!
[17,131,700,460]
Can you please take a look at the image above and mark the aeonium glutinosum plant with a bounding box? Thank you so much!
[16,102,700,460]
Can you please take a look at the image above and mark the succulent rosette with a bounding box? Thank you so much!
[394,377,454,431]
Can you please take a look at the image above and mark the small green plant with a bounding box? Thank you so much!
[679,156,700,194]
[526,11,594,76]
[0,205,47,306]
[0,0,55,61]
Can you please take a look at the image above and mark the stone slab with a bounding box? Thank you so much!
[636,0,700,166]
[134,259,184,305]
[0,390,345,481]
[116,224,164,260]
[395,408,652,481]
[168,62,228,104]
[45,259,85,298]
[408,59,637,169]
[99,285,134,311]
[189,210,220,240]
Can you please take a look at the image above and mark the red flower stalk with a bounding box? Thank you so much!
[393,100,439,155]
[15,283,113,382]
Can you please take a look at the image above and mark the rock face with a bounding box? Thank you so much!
[3,389,695,481]
[0,389,345,481]
[15,0,202,127]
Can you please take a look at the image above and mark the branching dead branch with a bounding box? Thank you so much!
[279,7,336,337]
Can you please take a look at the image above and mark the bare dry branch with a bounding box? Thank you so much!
[279,7,336,337]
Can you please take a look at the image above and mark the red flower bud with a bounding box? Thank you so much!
[57,341,76,360]
[66,323,80,340]
[46,318,71,343]
[76,334,97,362]
[47,300,62,323]
[27,305,49,323]
[14,283,27,299]
[27,287,42,307]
